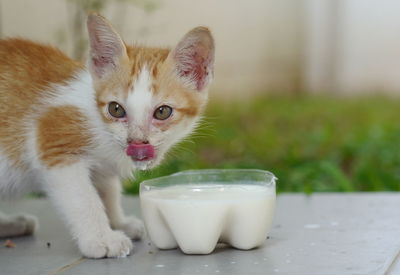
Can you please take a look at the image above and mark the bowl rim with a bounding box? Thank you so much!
[139,169,277,191]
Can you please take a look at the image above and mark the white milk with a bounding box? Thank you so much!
[140,183,276,254]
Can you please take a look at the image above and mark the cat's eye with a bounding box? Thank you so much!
[154,105,173,120]
[108,101,126,118]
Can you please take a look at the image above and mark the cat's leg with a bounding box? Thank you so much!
[43,162,132,258]
[94,175,144,240]
[0,212,38,238]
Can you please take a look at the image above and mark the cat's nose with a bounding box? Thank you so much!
[126,142,155,161]
[127,138,149,144]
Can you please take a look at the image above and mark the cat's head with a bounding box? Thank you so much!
[86,14,215,169]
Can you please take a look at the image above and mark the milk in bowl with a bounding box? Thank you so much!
[140,169,276,254]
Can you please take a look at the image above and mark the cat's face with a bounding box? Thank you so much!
[87,14,214,169]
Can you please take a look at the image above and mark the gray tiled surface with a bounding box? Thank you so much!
[1,193,399,275]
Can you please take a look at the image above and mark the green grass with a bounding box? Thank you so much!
[124,95,400,194]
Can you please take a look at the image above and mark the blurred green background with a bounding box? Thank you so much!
[125,95,400,194]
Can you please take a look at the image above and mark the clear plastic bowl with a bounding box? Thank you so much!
[139,169,277,254]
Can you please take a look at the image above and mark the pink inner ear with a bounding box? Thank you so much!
[90,36,120,77]
[87,15,124,78]
[175,43,213,91]
[91,55,116,77]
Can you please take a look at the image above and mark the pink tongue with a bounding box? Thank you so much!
[126,144,155,161]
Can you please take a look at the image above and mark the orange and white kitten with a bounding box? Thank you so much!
[0,14,214,258]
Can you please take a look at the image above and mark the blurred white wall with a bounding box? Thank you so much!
[1,0,400,97]
[304,0,400,95]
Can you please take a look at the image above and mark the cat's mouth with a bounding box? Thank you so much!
[126,143,156,162]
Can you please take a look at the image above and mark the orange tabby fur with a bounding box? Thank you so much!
[0,39,83,168]
[37,105,91,167]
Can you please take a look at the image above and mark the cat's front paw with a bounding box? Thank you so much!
[78,230,133,258]
[114,216,145,240]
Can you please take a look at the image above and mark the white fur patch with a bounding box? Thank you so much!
[126,67,153,126]
[0,149,40,197]
[41,71,96,111]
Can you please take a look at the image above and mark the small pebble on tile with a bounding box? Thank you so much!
[4,239,16,248]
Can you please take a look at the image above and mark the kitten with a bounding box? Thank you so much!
[0,13,214,258]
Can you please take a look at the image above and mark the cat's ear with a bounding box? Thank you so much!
[87,13,128,79]
[170,27,215,91]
